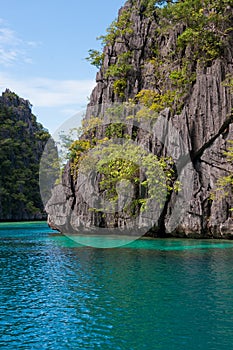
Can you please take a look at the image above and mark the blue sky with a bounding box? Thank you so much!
[0,0,125,132]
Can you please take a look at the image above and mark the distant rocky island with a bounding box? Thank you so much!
[0,89,50,221]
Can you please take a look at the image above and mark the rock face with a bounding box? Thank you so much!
[47,0,233,238]
[0,89,50,221]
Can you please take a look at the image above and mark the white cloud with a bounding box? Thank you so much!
[0,48,18,64]
[0,72,95,108]
[0,27,19,45]
[0,19,36,65]
[27,41,41,48]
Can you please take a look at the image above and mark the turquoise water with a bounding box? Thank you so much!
[1,223,233,349]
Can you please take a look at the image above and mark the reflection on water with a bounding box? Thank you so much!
[0,222,233,350]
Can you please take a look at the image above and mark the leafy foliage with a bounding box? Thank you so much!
[136,89,179,114]
[86,49,104,69]
[98,8,133,45]
[161,0,232,62]
[113,79,128,98]
[68,139,93,176]
[86,8,133,72]
[105,123,126,139]
[74,139,177,213]
[210,140,233,210]
[104,53,132,78]
[104,52,132,97]
[65,105,180,215]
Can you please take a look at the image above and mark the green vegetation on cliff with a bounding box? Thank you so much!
[211,140,233,208]
[47,0,233,237]
[87,0,232,102]
[0,90,50,221]
[85,0,233,213]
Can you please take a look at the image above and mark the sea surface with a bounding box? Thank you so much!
[1,222,233,350]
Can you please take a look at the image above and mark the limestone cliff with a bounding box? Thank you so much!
[46,0,233,238]
[0,89,50,221]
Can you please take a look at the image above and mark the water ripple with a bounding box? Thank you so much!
[0,224,233,349]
